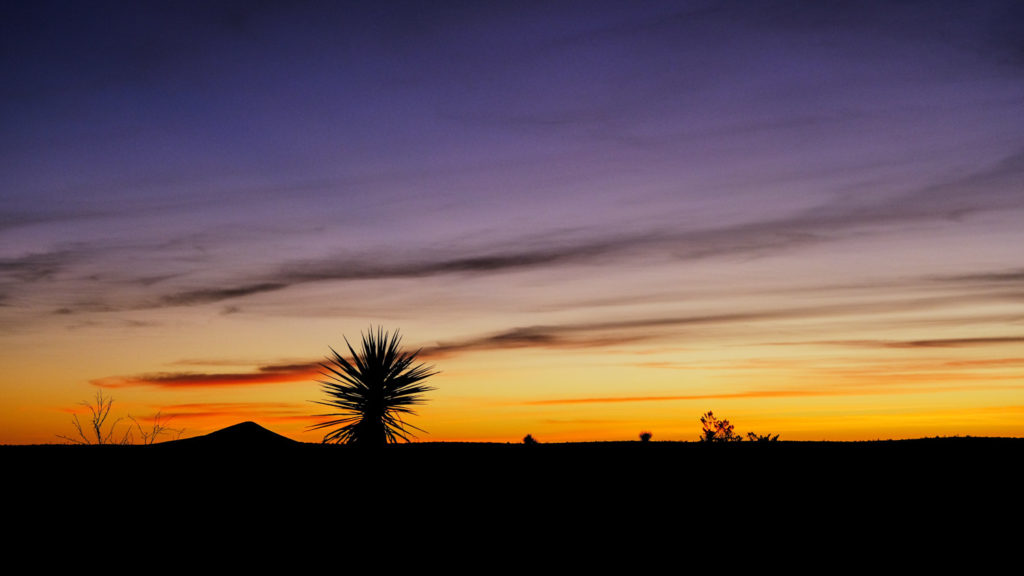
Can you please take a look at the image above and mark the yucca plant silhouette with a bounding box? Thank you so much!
[310,327,437,445]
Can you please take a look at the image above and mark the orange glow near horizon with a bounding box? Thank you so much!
[6,332,1022,445]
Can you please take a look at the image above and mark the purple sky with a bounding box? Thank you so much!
[2,1,1023,442]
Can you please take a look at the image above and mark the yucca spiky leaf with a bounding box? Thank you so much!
[309,327,437,445]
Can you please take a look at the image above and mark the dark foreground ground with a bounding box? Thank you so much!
[8,423,1020,559]
[6,423,1021,513]
[8,432,1018,556]
[5,427,1022,553]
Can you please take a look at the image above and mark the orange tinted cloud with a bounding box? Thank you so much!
[777,336,1024,348]
[525,389,835,405]
[525,384,1024,405]
[157,401,318,424]
[92,362,321,388]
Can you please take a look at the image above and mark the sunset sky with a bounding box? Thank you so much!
[3,0,1023,444]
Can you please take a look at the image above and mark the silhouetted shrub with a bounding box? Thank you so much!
[747,432,780,442]
[639,431,653,442]
[699,411,742,442]
[523,434,538,445]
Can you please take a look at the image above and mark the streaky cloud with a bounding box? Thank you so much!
[150,236,644,308]
[0,250,76,283]
[785,336,1024,349]
[159,282,289,306]
[526,390,838,405]
[942,358,1024,368]
[15,140,1007,314]
[423,325,651,358]
[736,148,1024,239]
[883,336,1024,348]
[92,361,321,388]
[526,383,1024,405]
[166,401,304,411]
[422,310,817,357]
[151,401,320,427]
[428,295,1020,355]
[161,401,316,419]
[935,268,1024,285]
[146,147,1024,310]
[289,243,620,280]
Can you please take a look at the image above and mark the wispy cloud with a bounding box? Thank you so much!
[427,291,1024,354]
[935,268,1024,285]
[156,401,319,425]
[94,327,638,388]
[7,143,1021,319]
[941,358,1024,368]
[0,250,76,283]
[158,282,289,306]
[92,361,321,388]
[781,336,1024,349]
[136,145,1024,310]
[421,308,847,357]
[423,325,652,357]
[525,383,1024,405]
[878,336,1024,349]
[526,389,835,405]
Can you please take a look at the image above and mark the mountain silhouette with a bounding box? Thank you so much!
[160,421,298,448]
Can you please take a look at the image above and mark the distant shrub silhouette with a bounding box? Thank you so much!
[310,327,438,445]
[747,432,780,442]
[699,411,742,442]
[639,431,653,442]
[523,434,538,445]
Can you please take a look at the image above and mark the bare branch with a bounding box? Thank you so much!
[128,411,185,445]
[58,391,129,445]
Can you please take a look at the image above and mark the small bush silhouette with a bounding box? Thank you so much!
[523,434,538,445]
[699,411,742,442]
[747,432,780,442]
[639,431,652,442]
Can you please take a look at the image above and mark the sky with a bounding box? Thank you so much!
[2,0,1023,444]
